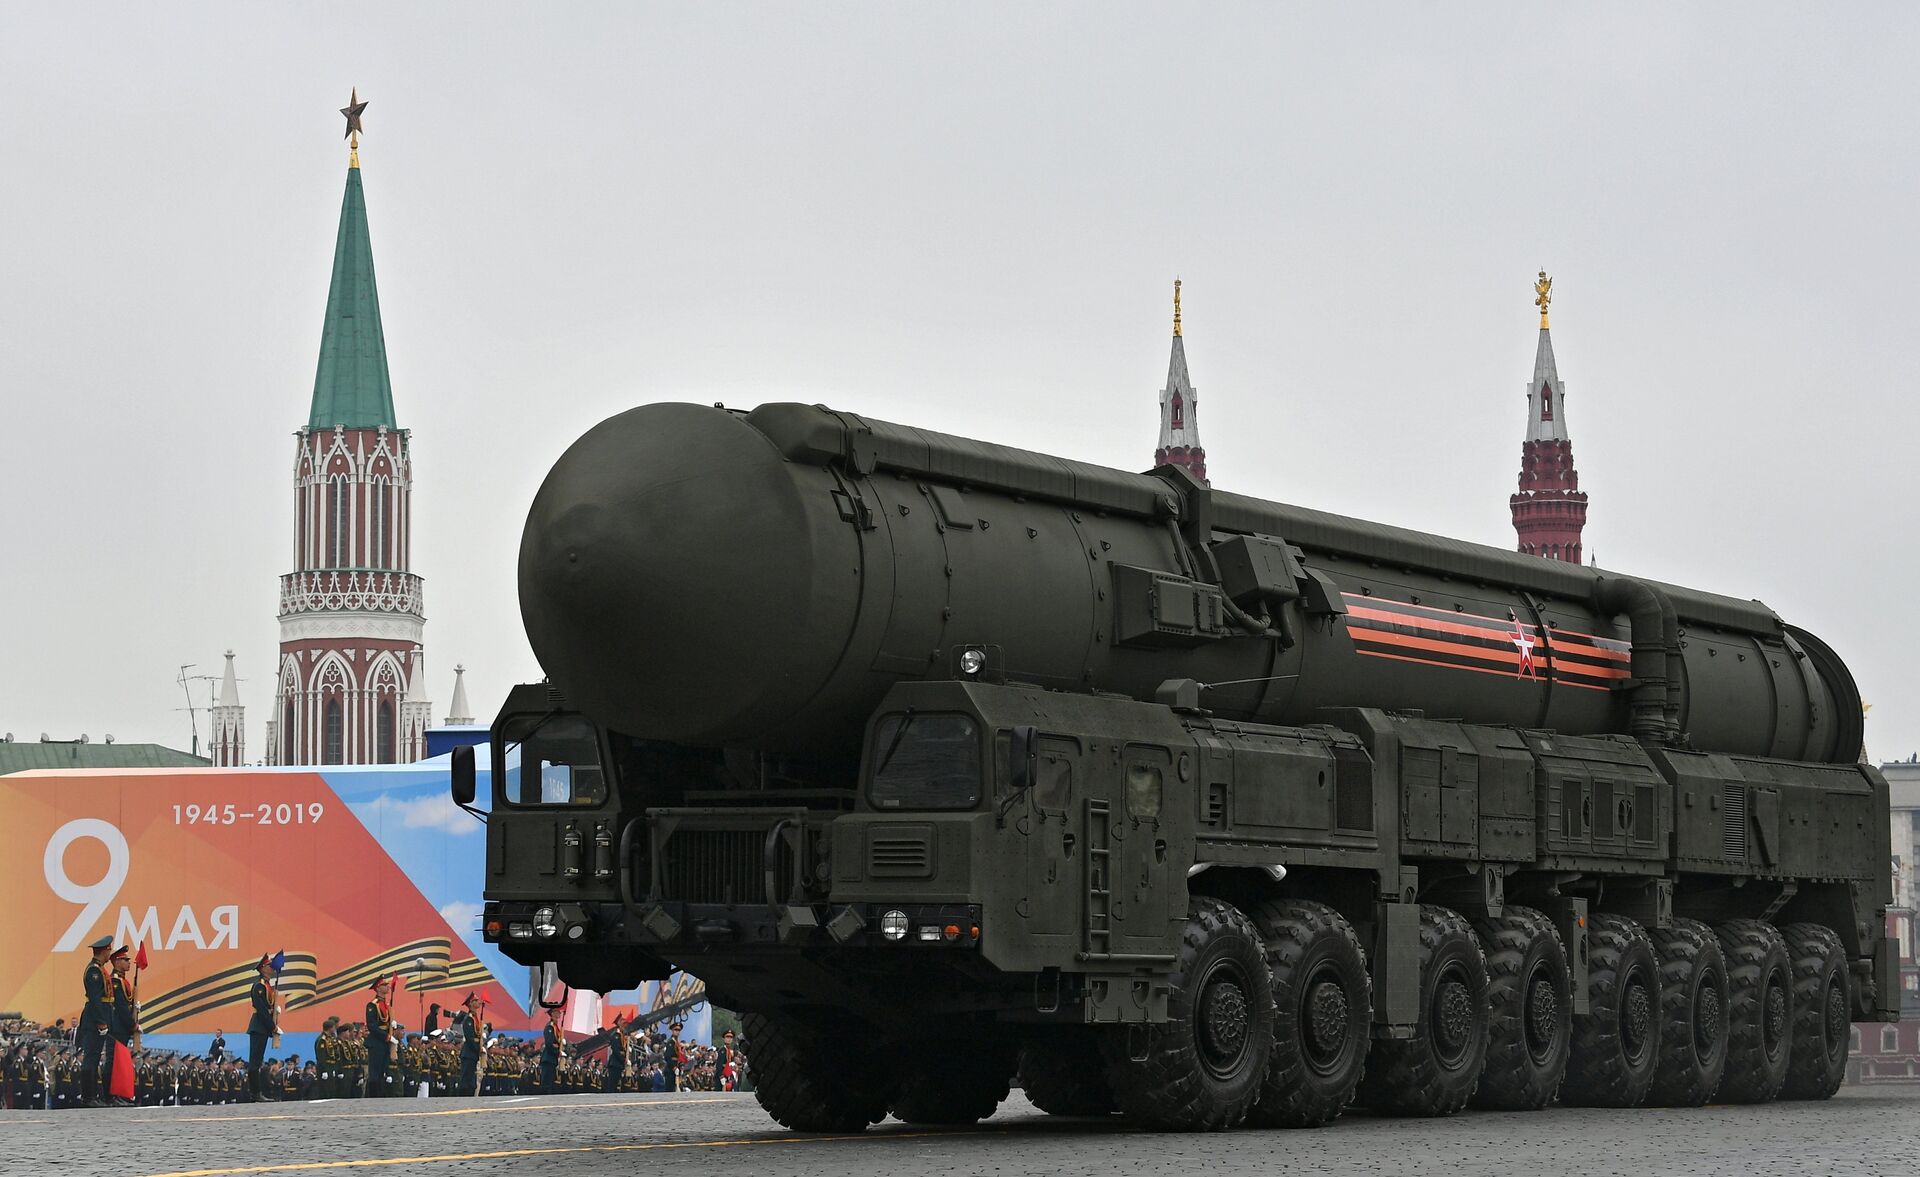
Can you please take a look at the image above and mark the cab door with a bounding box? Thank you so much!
[1019,735,1082,953]
[1112,743,1176,955]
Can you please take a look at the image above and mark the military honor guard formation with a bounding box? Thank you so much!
[1,951,749,1108]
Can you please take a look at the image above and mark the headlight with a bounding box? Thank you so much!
[959,647,986,677]
[533,906,559,939]
[880,909,909,941]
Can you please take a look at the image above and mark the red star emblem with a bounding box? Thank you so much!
[1511,618,1538,678]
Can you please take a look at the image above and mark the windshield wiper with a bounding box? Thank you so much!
[874,709,916,777]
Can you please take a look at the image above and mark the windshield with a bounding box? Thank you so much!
[867,713,981,810]
[500,712,608,806]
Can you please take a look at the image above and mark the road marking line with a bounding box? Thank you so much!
[133,1128,989,1177]
[135,1096,734,1123]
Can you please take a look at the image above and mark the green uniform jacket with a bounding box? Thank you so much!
[81,961,112,1040]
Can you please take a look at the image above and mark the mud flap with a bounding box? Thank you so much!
[1546,897,1591,1016]
[1871,934,1900,1020]
[1372,900,1421,1034]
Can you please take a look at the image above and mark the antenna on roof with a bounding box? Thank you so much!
[174,663,219,757]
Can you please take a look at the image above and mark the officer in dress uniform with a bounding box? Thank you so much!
[713,1029,736,1092]
[365,978,396,1097]
[457,993,485,1097]
[603,1013,628,1093]
[78,935,114,1106]
[246,954,277,1101]
[314,1017,338,1099]
[539,1006,564,1094]
[105,946,137,1105]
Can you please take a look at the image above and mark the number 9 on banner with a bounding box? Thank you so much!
[45,819,129,952]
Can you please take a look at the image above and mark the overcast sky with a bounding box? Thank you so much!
[2,5,1916,763]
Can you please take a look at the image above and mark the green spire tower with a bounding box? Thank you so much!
[269,91,432,768]
[307,155,397,429]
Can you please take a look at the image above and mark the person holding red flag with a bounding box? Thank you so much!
[105,946,137,1106]
[365,976,397,1097]
[246,954,278,1102]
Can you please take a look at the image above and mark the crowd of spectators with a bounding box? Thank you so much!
[0,1015,749,1108]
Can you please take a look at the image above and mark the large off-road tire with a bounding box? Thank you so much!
[742,1011,896,1133]
[1356,905,1488,1117]
[1563,913,1659,1107]
[1715,919,1793,1103]
[1017,1030,1115,1117]
[891,1039,1014,1124]
[1780,923,1850,1101]
[1471,905,1570,1111]
[1245,899,1372,1128]
[1647,918,1729,1106]
[1100,896,1275,1131]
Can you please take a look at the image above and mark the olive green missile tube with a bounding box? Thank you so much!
[520,402,1862,764]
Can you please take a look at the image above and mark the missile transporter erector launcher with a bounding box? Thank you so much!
[464,401,1896,1131]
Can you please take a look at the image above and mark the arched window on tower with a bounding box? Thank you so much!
[371,480,389,570]
[324,697,343,765]
[377,700,395,764]
[328,476,349,567]
[1540,382,1554,422]
[1170,393,1184,431]
[282,698,295,765]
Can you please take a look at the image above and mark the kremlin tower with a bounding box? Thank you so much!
[1510,271,1588,563]
[210,651,245,767]
[265,93,430,765]
[1154,280,1208,484]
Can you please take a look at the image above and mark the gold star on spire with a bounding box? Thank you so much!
[340,88,368,168]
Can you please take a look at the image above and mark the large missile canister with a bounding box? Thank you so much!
[520,402,1863,763]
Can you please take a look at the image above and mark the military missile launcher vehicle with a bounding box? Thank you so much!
[461,401,1896,1131]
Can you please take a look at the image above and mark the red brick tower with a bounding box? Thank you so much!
[1154,279,1208,484]
[265,94,430,765]
[1511,271,1588,563]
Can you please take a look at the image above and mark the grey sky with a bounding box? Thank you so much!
[2,6,1916,761]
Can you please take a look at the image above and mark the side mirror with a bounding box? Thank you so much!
[450,745,477,808]
[1007,725,1038,793]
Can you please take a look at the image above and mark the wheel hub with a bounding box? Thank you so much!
[1763,980,1788,1058]
[1524,974,1559,1059]
[1305,978,1349,1060]
[1823,978,1848,1057]
[1432,974,1473,1061]
[1198,976,1251,1072]
[1695,982,1723,1054]
[1621,978,1653,1060]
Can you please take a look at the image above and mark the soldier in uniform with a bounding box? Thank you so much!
[105,946,137,1105]
[314,1017,338,1099]
[539,1006,564,1094]
[713,1029,737,1092]
[246,954,277,1101]
[365,978,396,1097]
[663,1022,682,1092]
[457,993,486,1097]
[603,1013,628,1093]
[78,934,114,1106]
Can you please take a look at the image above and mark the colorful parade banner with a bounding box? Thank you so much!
[0,755,537,1053]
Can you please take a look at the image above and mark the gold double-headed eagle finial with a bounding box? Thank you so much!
[1173,278,1183,338]
[1534,270,1553,328]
